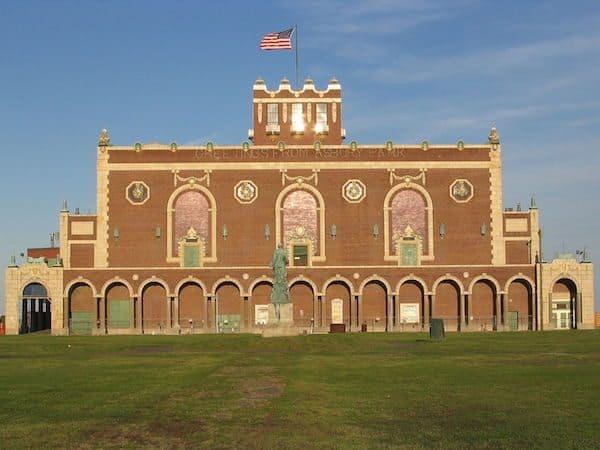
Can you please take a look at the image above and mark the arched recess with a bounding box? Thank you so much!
[178,281,205,329]
[142,282,168,329]
[507,278,534,331]
[433,278,462,331]
[250,280,272,327]
[397,280,426,328]
[106,282,131,329]
[550,277,578,330]
[362,280,388,331]
[324,280,353,328]
[166,183,218,264]
[383,182,434,262]
[470,279,496,330]
[275,183,326,264]
[20,282,51,334]
[215,281,242,333]
[69,282,96,335]
[290,279,315,326]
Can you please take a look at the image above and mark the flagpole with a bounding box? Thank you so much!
[295,25,299,88]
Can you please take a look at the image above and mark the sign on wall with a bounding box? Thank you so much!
[331,299,344,324]
[400,303,420,324]
[255,305,269,325]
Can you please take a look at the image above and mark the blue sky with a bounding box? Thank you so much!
[1,0,599,312]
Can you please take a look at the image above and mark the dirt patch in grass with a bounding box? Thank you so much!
[238,375,285,407]
[82,418,204,449]
[123,345,174,355]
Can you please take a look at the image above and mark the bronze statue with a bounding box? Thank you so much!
[270,244,290,314]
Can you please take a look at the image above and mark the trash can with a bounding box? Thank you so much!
[430,318,445,340]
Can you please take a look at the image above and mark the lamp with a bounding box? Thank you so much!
[113,227,120,240]
[330,224,337,239]
[373,224,379,238]
[222,224,228,240]
[264,224,271,240]
[439,223,446,239]
[155,227,161,239]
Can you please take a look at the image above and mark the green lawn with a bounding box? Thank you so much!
[1,331,599,449]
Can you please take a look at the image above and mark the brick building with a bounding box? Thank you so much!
[4,78,595,335]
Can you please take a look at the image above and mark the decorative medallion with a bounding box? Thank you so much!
[450,179,474,203]
[126,181,150,205]
[234,180,258,204]
[342,179,366,203]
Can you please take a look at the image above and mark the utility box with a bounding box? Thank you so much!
[430,319,445,340]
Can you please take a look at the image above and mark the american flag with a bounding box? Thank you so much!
[260,28,294,50]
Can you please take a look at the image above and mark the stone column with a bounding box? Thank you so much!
[134,297,142,333]
[240,296,247,332]
[502,293,509,330]
[429,294,436,320]
[459,293,465,332]
[98,296,106,333]
[166,296,173,330]
[320,295,326,329]
[465,294,472,331]
[173,296,180,329]
[357,294,364,330]
[495,294,501,331]
[576,292,583,329]
[130,297,137,334]
[386,294,394,332]
[63,296,69,331]
[423,294,430,328]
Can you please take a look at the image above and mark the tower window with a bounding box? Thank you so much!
[267,104,278,125]
[291,103,304,133]
[315,103,328,134]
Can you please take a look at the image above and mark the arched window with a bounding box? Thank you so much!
[166,186,217,265]
[391,190,426,249]
[384,184,434,264]
[276,185,325,266]
[174,191,209,255]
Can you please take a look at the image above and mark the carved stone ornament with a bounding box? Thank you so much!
[98,128,110,147]
[234,180,258,204]
[450,179,474,203]
[342,179,366,203]
[126,181,150,205]
[488,126,500,144]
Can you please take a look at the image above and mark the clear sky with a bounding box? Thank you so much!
[1,0,598,313]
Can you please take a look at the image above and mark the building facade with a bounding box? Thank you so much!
[4,78,595,335]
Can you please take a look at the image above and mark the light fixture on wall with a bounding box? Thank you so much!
[155,227,161,239]
[264,224,271,240]
[480,224,487,236]
[438,223,446,239]
[113,227,120,240]
[330,224,337,239]
[222,224,228,240]
[373,224,379,239]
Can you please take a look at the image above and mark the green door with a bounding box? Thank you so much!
[508,311,519,331]
[183,245,200,267]
[401,243,418,266]
[109,299,131,328]
[71,311,93,335]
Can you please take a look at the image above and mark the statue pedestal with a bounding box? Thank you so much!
[263,303,297,337]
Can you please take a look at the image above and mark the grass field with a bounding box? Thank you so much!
[1,331,599,449]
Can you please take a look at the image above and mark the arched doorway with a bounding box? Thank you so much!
[290,281,314,327]
[434,280,461,331]
[362,281,388,331]
[106,283,131,330]
[250,281,272,329]
[398,280,425,331]
[20,283,51,334]
[471,280,496,331]
[69,283,95,335]
[179,282,205,333]
[507,279,534,330]
[215,282,242,333]
[142,283,169,331]
[551,278,578,329]
[325,281,352,330]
